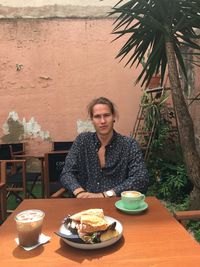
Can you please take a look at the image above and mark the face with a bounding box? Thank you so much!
[91,104,115,137]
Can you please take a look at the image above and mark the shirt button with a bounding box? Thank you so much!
[97,182,100,185]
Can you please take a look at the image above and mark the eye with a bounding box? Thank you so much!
[104,113,111,118]
[93,115,101,120]
[93,113,112,120]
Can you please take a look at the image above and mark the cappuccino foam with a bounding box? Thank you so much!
[123,191,141,197]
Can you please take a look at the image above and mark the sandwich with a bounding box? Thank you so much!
[64,209,119,244]
[70,208,104,221]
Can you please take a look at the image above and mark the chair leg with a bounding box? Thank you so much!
[27,174,41,198]
[6,184,23,202]
[0,183,7,222]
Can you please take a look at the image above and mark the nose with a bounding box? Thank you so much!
[100,116,106,123]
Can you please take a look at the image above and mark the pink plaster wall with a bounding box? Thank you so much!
[0,19,143,154]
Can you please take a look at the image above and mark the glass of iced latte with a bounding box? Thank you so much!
[15,209,45,247]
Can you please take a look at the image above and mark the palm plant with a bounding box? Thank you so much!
[110,0,200,208]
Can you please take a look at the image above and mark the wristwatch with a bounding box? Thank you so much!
[105,190,114,197]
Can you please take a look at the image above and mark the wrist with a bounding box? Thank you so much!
[75,190,86,197]
[73,188,85,197]
[102,192,106,198]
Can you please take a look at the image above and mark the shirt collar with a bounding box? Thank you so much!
[93,130,118,149]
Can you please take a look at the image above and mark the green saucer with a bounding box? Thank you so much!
[115,200,148,214]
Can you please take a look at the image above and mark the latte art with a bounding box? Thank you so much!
[121,191,145,210]
[123,191,141,197]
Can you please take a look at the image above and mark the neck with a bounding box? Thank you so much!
[97,130,114,146]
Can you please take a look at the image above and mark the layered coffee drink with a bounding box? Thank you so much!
[15,209,45,247]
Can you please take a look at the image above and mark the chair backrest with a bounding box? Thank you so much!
[0,144,11,160]
[9,142,25,157]
[52,141,73,151]
[44,151,68,198]
[0,142,25,160]
[0,159,27,199]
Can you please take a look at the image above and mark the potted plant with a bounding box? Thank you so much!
[111,0,200,209]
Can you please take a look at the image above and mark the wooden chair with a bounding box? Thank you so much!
[52,141,73,151]
[44,151,68,198]
[10,154,43,198]
[9,142,25,157]
[0,142,25,174]
[0,182,7,222]
[173,210,200,226]
[0,158,41,202]
[1,159,27,200]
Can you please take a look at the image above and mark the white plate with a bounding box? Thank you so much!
[59,216,123,250]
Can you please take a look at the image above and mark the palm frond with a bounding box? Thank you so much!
[110,0,200,86]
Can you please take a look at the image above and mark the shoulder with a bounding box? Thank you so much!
[75,132,95,144]
[115,132,139,148]
[115,133,142,156]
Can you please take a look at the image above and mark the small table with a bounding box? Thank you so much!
[1,197,200,267]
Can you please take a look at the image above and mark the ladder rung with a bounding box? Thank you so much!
[145,87,163,93]
[132,85,179,163]
[136,131,152,134]
[145,86,171,93]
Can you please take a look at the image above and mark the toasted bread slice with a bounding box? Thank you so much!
[70,209,104,222]
[79,214,109,233]
[100,229,119,242]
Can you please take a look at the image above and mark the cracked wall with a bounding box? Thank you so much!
[1,111,50,143]
[0,4,142,155]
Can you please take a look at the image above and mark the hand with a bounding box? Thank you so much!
[76,192,104,198]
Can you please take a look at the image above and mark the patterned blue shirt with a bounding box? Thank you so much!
[60,131,149,196]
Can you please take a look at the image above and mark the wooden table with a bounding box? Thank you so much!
[1,197,200,267]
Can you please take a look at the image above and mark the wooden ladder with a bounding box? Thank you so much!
[132,86,179,162]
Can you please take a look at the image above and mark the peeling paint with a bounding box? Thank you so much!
[77,119,95,134]
[2,117,24,143]
[39,76,52,80]
[1,111,51,143]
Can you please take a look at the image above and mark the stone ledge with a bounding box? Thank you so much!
[0,3,119,19]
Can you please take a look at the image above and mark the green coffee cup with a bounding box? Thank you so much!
[121,191,145,210]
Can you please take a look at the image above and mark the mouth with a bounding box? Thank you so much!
[99,126,108,130]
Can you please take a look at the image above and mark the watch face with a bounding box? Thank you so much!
[106,190,113,197]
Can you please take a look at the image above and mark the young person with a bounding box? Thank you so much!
[60,97,149,198]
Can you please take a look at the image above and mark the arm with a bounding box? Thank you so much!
[60,134,104,198]
[112,140,149,196]
[60,135,83,193]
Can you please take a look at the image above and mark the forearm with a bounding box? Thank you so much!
[60,167,81,193]
[60,134,85,193]
[75,191,104,198]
